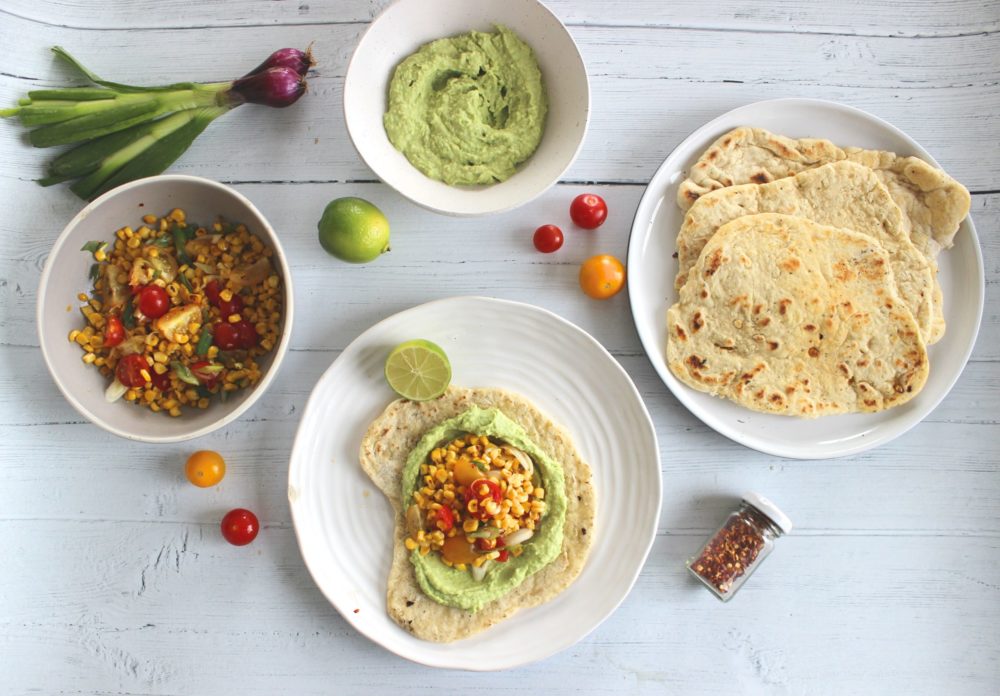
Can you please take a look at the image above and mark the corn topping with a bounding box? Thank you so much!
[69,209,283,416]
[404,434,545,577]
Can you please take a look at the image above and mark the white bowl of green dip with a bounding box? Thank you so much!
[344,0,590,216]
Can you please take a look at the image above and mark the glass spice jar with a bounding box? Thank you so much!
[686,492,792,601]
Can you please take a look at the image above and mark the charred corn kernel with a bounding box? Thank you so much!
[185,388,198,401]
[168,407,182,417]
[175,333,189,344]
[94,357,106,367]
[143,390,156,402]
[267,275,280,288]
[189,322,201,334]
[82,353,96,364]
[404,538,418,551]
[181,343,194,356]
[168,208,186,223]
[197,398,210,409]
[142,214,157,224]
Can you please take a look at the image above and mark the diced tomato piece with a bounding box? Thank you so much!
[434,505,455,532]
[103,315,124,347]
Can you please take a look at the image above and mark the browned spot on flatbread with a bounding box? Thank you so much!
[750,172,770,184]
[780,257,801,272]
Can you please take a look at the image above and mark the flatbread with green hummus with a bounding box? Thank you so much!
[360,387,595,642]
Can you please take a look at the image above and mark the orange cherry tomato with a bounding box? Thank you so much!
[440,535,479,565]
[579,254,625,299]
[185,450,226,487]
[453,457,482,487]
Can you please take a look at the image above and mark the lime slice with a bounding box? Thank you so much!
[384,339,452,401]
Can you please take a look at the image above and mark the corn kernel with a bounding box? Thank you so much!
[94,249,107,262]
[152,362,167,375]
[82,353,96,364]
[125,389,138,401]
[176,333,189,344]
[404,538,418,551]
[207,346,219,359]
[168,407,182,417]
[227,314,240,323]
[68,329,80,342]
[219,288,233,302]
[142,214,157,224]
[77,293,88,302]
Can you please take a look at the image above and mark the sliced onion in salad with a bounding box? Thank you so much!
[505,528,534,546]
[471,560,491,582]
[502,444,534,476]
[104,378,128,402]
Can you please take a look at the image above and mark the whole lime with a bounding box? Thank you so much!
[317,197,391,263]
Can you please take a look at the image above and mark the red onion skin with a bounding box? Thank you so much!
[230,67,306,108]
[243,47,314,78]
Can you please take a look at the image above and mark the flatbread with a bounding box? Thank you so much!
[667,213,929,417]
[676,126,971,257]
[359,386,595,642]
[676,161,943,344]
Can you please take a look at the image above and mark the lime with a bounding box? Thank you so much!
[384,339,451,401]
[317,197,390,263]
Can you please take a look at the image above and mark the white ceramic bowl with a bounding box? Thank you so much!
[37,175,294,443]
[343,0,590,216]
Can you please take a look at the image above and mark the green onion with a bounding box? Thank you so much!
[171,361,200,386]
[195,330,212,356]
[80,240,107,254]
[2,46,310,200]
[172,223,193,265]
[88,263,100,283]
[121,296,135,328]
[178,273,194,292]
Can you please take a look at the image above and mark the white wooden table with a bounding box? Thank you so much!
[2,2,998,693]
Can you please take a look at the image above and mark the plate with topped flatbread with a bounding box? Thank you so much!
[628,98,984,459]
[288,297,659,669]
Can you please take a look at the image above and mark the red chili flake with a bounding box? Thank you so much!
[689,507,770,595]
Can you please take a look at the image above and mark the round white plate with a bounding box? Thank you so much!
[288,297,660,670]
[627,98,984,459]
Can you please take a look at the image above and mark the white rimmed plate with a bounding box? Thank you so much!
[288,297,660,669]
[627,98,984,459]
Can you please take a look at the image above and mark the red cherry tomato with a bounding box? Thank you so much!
[103,315,125,347]
[220,508,259,546]
[497,549,510,562]
[115,353,150,388]
[532,224,564,253]
[213,322,240,350]
[190,360,222,389]
[150,369,171,392]
[235,320,258,349]
[466,478,503,520]
[433,505,455,532]
[137,285,170,319]
[204,279,222,306]
[569,193,608,229]
[218,292,244,318]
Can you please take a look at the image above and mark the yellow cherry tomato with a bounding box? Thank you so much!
[185,450,226,487]
[579,254,625,299]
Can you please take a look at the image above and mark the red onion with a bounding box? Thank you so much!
[243,47,314,78]
[230,67,307,108]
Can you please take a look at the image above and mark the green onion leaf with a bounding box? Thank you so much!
[173,223,193,265]
[195,330,213,356]
[51,46,212,94]
[89,263,100,283]
[121,296,136,328]
[152,235,172,247]
[80,240,106,254]
[171,361,200,386]
[179,273,194,292]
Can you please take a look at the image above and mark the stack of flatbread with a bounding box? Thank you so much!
[666,127,970,417]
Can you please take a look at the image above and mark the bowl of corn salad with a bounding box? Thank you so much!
[37,175,293,442]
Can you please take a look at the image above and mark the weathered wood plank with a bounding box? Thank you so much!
[4,0,998,36]
[1,521,996,694]
[0,18,998,188]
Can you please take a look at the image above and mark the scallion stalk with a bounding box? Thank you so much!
[2,46,311,200]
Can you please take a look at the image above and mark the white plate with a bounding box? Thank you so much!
[627,98,984,459]
[288,297,660,670]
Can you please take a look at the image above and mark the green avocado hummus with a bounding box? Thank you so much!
[401,406,567,612]
[383,25,548,186]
